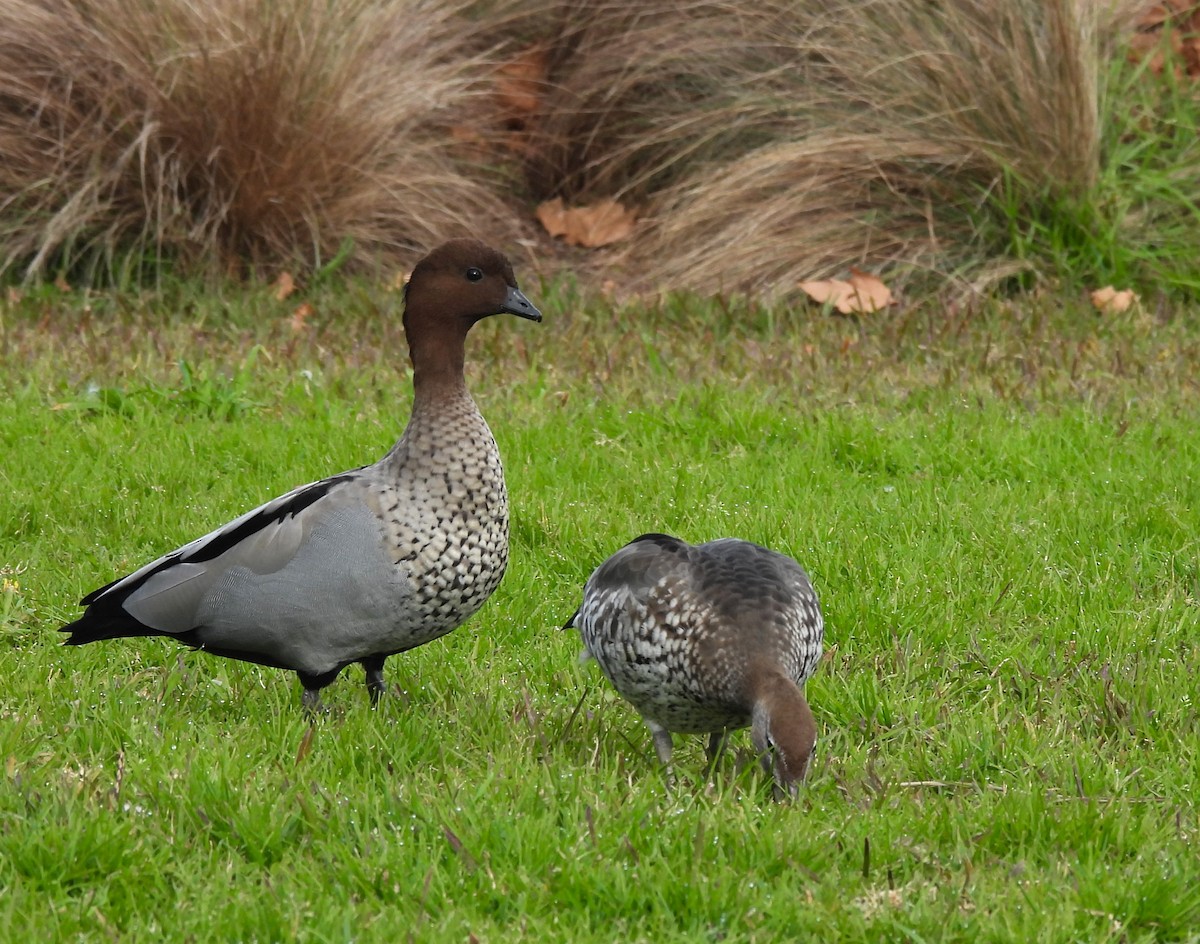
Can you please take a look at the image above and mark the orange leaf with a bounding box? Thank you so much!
[798,278,853,308]
[496,45,548,120]
[1136,3,1174,32]
[536,198,637,248]
[535,197,570,240]
[1089,286,1137,313]
[847,268,893,313]
[290,302,314,332]
[799,271,892,314]
[274,271,296,301]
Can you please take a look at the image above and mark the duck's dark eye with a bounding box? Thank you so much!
[465,267,484,282]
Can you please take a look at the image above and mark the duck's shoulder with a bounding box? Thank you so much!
[584,533,694,597]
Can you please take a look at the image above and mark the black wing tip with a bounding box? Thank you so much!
[60,622,102,645]
[80,575,122,607]
[58,606,159,646]
[626,532,686,552]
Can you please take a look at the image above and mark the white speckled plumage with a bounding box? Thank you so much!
[62,239,540,708]
[567,533,824,794]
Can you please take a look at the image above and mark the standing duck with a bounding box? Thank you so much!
[61,239,541,710]
[566,533,824,796]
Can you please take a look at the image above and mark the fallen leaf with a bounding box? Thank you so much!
[449,123,487,148]
[496,45,548,122]
[290,302,314,332]
[847,268,894,312]
[1090,286,1137,313]
[1136,3,1174,32]
[1129,0,1200,75]
[490,47,548,158]
[536,197,637,248]
[799,270,893,314]
[54,274,70,292]
[443,825,478,871]
[536,197,570,239]
[798,278,850,307]
[274,271,296,301]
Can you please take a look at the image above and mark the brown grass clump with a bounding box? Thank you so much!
[628,0,1140,297]
[493,0,788,203]
[0,0,522,280]
[499,0,1140,296]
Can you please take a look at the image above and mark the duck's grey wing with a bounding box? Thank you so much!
[60,468,397,672]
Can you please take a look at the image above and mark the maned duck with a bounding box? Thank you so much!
[61,239,541,710]
[566,534,824,796]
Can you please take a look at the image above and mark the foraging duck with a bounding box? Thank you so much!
[61,239,541,709]
[566,533,824,795]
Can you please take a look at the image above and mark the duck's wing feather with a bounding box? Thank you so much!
[569,533,694,632]
[62,469,362,644]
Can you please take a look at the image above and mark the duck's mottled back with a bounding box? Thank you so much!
[569,534,824,794]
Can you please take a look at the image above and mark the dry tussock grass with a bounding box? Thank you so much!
[627,0,1141,296]
[496,0,786,203]
[502,0,1141,295]
[0,0,1159,295]
[0,0,522,280]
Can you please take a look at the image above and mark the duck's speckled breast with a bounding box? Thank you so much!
[368,393,510,651]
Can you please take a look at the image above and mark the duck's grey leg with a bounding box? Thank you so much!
[646,719,674,766]
[644,718,677,789]
[362,655,387,705]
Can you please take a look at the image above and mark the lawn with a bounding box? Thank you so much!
[1,282,1199,941]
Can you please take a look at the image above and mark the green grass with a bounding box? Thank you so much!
[2,282,1200,941]
[983,48,1200,298]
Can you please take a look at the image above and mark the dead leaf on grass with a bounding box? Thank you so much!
[295,725,314,765]
[1130,0,1200,75]
[799,269,893,314]
[274,271,296,301]
[1090,286,1138,313]
[496,45,548,122]
[536,197,637,248]
[289,302,314,332]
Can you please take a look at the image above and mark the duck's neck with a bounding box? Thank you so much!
[409,333,469,403]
